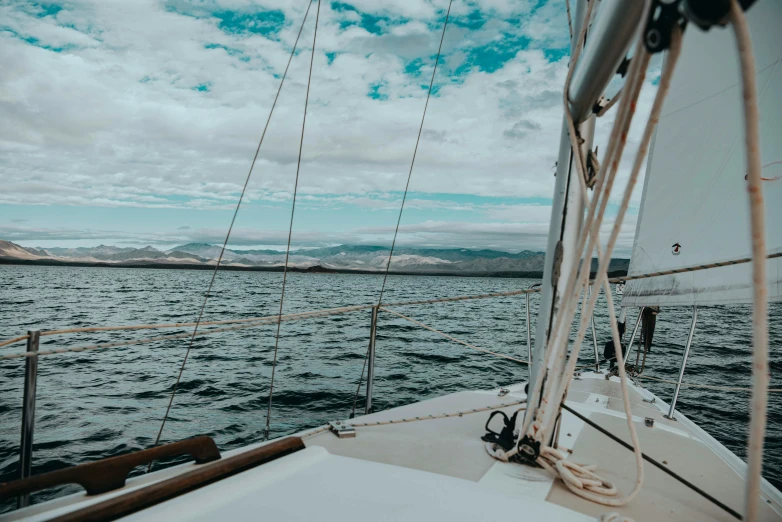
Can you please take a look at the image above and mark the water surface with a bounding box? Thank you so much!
[1,265,780,512]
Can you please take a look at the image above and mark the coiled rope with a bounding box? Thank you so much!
[514,3,673,509]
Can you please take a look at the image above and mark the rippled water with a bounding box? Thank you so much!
[1,265,780,512]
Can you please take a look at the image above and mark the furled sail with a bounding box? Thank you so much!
[622,0,781,307]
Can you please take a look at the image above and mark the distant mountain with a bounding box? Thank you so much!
[0,239,630,276]
[167,243,238,261]
[0,240,50,260]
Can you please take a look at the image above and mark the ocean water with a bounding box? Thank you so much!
[0,264,780,512]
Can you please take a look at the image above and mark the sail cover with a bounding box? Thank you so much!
[622,0,782,307]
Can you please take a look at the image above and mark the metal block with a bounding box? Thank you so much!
[329,421,356,439]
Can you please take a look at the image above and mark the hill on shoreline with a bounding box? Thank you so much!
[0,240,630,277]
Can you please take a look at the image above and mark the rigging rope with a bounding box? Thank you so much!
[5,252,781,351]
[547,27,680,507]
[264,0,321,441]
[149,0,315,454]
[0,288,544,350]
[302,400,526,440]
[609,251,782,284]
[516,4,680,509]
[352,401,526,427]
[350,0,454,418]
[730,1,769,519]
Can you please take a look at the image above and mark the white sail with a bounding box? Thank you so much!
[622,0,782,307]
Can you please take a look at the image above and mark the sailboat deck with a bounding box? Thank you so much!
[306,372,782,521]
[5,372,781,521]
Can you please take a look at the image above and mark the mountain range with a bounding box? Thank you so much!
[0,240,630,276]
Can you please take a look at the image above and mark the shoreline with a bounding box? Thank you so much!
[0,257,629,279]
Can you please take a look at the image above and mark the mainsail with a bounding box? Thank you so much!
[622,0,781,307]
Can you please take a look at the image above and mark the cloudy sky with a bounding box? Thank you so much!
[0,0,659,253]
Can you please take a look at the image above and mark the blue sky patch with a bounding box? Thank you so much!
[368,81,388,100]
[450,10,486,31]
[213,9,286,38]
[331,2,402,35]
[455,34,532,75]
[164,2,287,39]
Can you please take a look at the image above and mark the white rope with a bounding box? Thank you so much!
[0,289,542,349]
[730,1,769,520]
[519,0,602,444]
[353,401,526,427]
[600,513,636,522]
[520,4,687,510]
[546,28,680,506]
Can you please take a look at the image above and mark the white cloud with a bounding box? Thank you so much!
[0,0,576,205]
[0,0,657,254]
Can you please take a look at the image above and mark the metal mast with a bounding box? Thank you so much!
[524,0,648,448]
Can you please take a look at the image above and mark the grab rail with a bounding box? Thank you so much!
[1,436,220,501]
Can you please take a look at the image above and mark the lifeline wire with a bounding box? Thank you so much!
[376,0,453,305]
[150,0,315,454]
[350,0,453,418]
[264,0,321,440]
[4,253,781,351]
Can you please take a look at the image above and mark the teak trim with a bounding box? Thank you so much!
[50,436,305,522]
[1,435,221,499]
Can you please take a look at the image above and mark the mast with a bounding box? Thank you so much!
[525,0,648,449]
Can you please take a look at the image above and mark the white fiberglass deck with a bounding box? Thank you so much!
[5,372,781,521]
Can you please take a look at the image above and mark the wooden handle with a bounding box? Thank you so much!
[0,435,221,499]
[53,437,305,522]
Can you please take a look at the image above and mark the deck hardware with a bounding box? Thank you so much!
[624,308,644,365]
[365,305,379,415]
[574,372,582,380]
[645,418,655,428]
[525,283,540,364]
[498,388,509,397]
[329,421,356,439]
[588,286,600,372]
[642,397,656,404]
[644,0,685,54]
[17,330,39,509]
[665,306,698,421]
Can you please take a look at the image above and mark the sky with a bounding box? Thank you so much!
[0,0,660,254]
